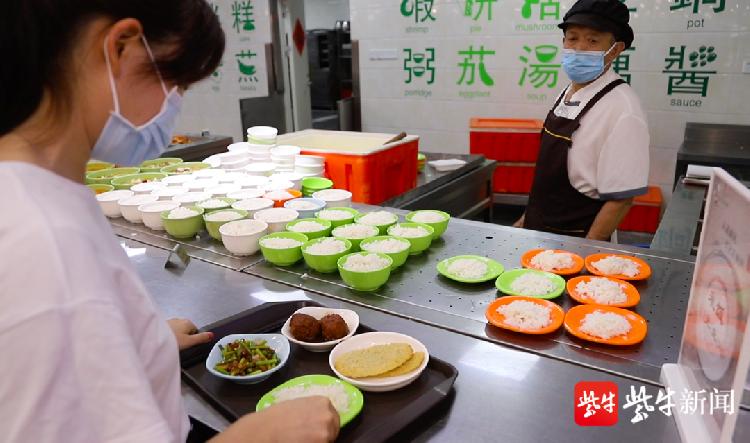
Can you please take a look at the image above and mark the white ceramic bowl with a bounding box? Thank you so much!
[216,151,250,164]
[219,219,269,255]
[151,186,189,201]
[270,173,303,190]
[227,142,251,153]
[206,184,242,198]
[205,333,289,384]
[263,180,296,193]
[247,126,278,141]
[329,332,429,392]
[227,189,266,201]
[139,201,180,230]
[284,198,327,219]
[271,145,302,157]
[254,208,299,233]
[246,143,273,155]
[295,155,326,167]
[162,174,195,186]
[232,198,274,217]
[313,189,352,207]
[281,307,359,352]
[130,181,165,194]
[202,156,222,169]
[218,172,246,184]
[186,179,219,192]
[193,168,226,179]
[221,157,251,170]
[96,190,134,218]
[236,176,270,189]
[119,194,159,223]
[295,164,326,175]
[245,162,277,176]
[173,191,213,207]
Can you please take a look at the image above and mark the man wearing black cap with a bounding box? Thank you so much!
[515,0,650,241]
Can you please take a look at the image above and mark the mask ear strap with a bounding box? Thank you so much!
[102,36,121,114]
[141,35,169,98]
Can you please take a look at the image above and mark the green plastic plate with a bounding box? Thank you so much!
[495,268,566,299]
[436,255,505,283]
[256,374,364,427]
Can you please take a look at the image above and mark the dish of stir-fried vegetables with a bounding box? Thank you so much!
[214,339,280,376]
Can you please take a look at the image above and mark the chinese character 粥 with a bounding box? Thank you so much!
[232,1,255,32]
[710,388,735,415]
[680,388,708,415]
[662,45,718,97]
[458,45,495,86]
[401,0,436,23]
[623,386,655,423]
[577,391,602,418]
[521,0,561,20]
[670,0,725,14]
[613,46,636,84]
[465,0,498,21]
[235,50,259,80]
[403,48,436,85]
[519,45,560,89]
[656,388,676,417]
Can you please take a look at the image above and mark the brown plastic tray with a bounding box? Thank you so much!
[180,301,458,442]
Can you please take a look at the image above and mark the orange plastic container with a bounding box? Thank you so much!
[277,130,419,205]
[470,118,544,163]
[493,164,536,194]
[618,186,663,233]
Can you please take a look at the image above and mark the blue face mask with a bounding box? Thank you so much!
[561,43,617,84]
[91,36,183,166]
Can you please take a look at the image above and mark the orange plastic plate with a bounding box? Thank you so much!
[486,296,565,335]
[564,305,647,346]
[521,248,584,276]
[584,253,652,281]
[566,276,641,308]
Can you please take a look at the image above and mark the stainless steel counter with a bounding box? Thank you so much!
[650,180,707,256]
[120,238,750,442]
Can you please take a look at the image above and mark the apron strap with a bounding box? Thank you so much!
[573,79,627,123]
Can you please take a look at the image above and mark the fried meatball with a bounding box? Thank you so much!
[289,313,321,342]
[320,314,349,341]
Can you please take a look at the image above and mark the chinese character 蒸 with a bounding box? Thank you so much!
[401,0,436,23]
[519,45,560,89]
[458,45,495,86]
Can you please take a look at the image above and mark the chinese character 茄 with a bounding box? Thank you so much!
[519,45,560,89]
[623,386,655,423]
[401,0,436,23]
[662,45,718,97]
[521,0,561,20]
[458,45,495,86]
[465,0,498,21]
[404,48,436,85]
[670,0,725,14]
[232,1,255,32]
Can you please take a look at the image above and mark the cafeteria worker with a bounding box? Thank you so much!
[0,1,338,442]
[515,0,650,240]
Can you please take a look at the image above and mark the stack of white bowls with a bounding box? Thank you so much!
[269,172,303,190]
[215,150,251,170]
[245,162,277,176]
[227,142,251,153]
[247,143,273,162]
[294,154,326,177]
[271,145,301,173]
[247,126,278,145]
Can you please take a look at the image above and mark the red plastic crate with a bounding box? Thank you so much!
[493,164,536,194]
[470,118,543,162]
[618,186,663,233]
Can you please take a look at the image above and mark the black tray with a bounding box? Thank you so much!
[180,301,458,443]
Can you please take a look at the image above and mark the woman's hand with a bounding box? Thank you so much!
[167,318,213,351]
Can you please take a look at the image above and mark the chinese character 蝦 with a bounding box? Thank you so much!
[519,45,560,89]
[401,0,436,23]
[670,0,725,14]
[403,48,436,85]
[662,45,717,97]
[465,0,498,21]
[231,1,255,32]
[521,0,561,20]
[623,386,655,423]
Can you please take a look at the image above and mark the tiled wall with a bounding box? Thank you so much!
[352,0,750,201]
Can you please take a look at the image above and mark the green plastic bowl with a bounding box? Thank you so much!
[315,207,360,228]
[387,222,435,255]
[259,232,310,266]
[197,197,236,213]
[405,210,451,239]
[337,252,393,291]
[332,223,379,252]
[87,183,114,195]
[301,237,353,273]
[111,172,167,190]
[204,209,248,241]
[301,177,334,192]
[355,212,399,235]
[495,268,566,299]
[161,205,205,239]
[359,235,411,270]
[140,157,184,173]
[161,162,210,175]
[285,218,332,239]
[86,161,115,173]
[85,167,141,185]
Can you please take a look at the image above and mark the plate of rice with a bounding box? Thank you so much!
[584,253,652,281]
[495,269,566,299]
[566,276,640,308]
[256,374,364,427]
[485,296,564,335]
[564,305,647,345]
[521,248,584,275]
[436,255,504,283]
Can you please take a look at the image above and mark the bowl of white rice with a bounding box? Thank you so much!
[259,232,309,266]
[386,223,435,255]
[219,219,269,256]
[231,197,274,217]
[586,254,650,280]
[284,198,326,219]
[118,194,159,224]
[151,185,189,201]
[486,296,564,334]
[203,209,248,240]
[315,207,359,228]
[301,237,353,273]
[96,189,135,218]
[253,207,299,233]
[337,252,393,291]
[312,189,352,207]
[355,211,399,235]
[160,206,206,239]
[359,236,412,270]
[197,197,235,213]
[437,255,505,283]
[567,276,639,307]
[495,269,566,299]
[405,210,450,239]
[286,218,332,240]
[523,249,583,275]
[564,305,646,345]
[138,201,181,231]
[331,223,379,251]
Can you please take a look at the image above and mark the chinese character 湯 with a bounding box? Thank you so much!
[519,45,560,89]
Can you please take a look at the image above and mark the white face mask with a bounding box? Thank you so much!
[91,36,183,166]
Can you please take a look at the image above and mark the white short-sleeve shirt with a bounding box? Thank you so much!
[0,162,189,443]
[552,68,650,200]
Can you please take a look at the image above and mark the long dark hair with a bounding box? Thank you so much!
[0,0,225,136]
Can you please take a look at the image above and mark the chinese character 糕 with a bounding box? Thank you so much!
[670,0,725,14]
[401,0,436,23]
[458,45,495,86]
[662,45,718,97]
[403,48,436,85]
[680,388,708,415]
[623,386,655,423]
[465,0,498,21]
[710,388,735,415]
[656,388,676,417]
[519,45,560,89]
[521,0,561,20]
[232,1,255,32]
